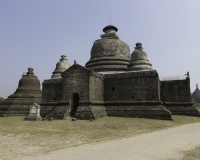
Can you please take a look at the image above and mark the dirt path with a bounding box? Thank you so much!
[13,122,200,160]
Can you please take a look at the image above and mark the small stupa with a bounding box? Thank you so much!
[192,84,200,102]
[128,42,153,71]
[51,55,70,79]
[0,68,42,116]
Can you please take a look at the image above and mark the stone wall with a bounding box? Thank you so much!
[42,78,62,103]
[89,71,104,101]
[61,65,90,102]
[103,70,172,120]
[40,103,70,119]
[104,70,159,101]
[87,71,106,118]
[161,78,200,116]
[40,78,63,118]
[161,78,191,102]
[106,105,171,120]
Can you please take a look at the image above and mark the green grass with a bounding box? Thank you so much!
[1,116,200,143]
[1,115,200,157]
[0,116,199,135]
[193,103,200,112]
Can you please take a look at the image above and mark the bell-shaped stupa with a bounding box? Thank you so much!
[51,55,70,78]
[128,42,153,71]
[192,84,200,102]
[85,25,131,72]
[0,68,42,116]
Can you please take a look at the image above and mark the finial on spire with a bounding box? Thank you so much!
[61,55,67,60]
[109,13,111,25]
[196,83,198,89]
[187,72,189,77]
[103,25,118,33]
[27,67,34,75]
[135,42,143,51]
[74,60,77,68]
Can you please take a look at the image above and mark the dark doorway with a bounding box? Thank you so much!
[70,93,79,117]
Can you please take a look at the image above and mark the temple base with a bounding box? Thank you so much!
[164,102,200,117]
[24,114,42,121]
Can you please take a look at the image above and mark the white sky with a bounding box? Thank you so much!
[0,0,200,98]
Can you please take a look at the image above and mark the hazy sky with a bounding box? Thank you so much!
[0,0,200,98]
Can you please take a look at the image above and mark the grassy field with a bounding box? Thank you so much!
[1,116,200,140]
[182,146,200,160]
[1,115,200,159]
[1,116,200,148]
[193,103,200,111]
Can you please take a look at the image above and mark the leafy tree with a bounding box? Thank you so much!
[0,97,4,103]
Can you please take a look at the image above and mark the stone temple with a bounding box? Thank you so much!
[0,68,42,116]
[40,25,200,120]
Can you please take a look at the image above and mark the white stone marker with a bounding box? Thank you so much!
[24,103,42,121]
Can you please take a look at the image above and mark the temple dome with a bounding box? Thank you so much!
[127,42,153,71]
[85,25,131,72]
[17,68,41,92]
[0,67,42,117]
[51,55,70,79]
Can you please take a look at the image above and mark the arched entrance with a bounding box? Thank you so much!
[70,93,79,117]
